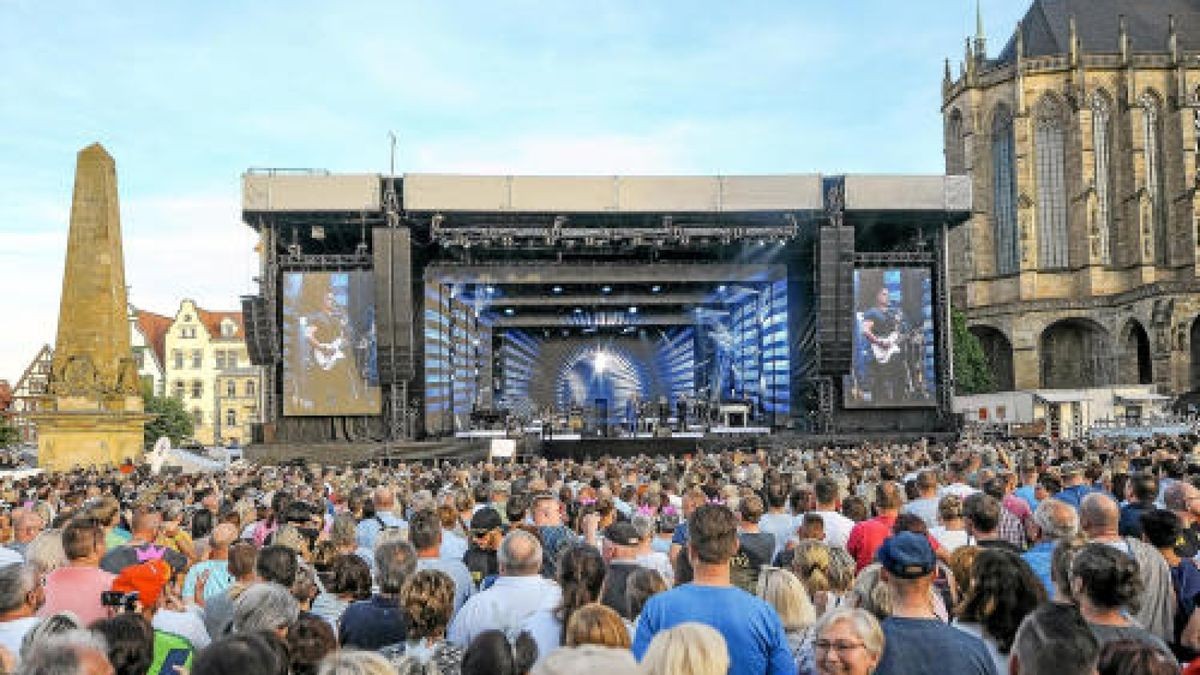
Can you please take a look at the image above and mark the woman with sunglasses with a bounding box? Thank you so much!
[812,608,884,675]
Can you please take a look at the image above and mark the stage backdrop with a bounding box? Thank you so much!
[282,271,381,416]
[843,267,936,408]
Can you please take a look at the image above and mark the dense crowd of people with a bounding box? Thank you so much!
[0,435,1199,674]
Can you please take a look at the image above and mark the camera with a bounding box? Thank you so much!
[100,591,139,612]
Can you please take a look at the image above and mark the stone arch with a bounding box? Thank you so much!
[1039,318,1112,388]
[1117,319,1153,385]
[969,325,1014,391]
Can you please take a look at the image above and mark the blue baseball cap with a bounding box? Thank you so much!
[877,532,936,579]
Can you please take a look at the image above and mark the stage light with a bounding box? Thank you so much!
[552,286,563,294]
[602,286,612,294]
[593,350,609,374]
[504,308,515,315]
[573,307,583,314]
[651,285,662,293]
[486,286,496,295]
[628,306,638,314]
[717,285,727,293]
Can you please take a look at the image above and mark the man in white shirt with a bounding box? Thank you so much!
[757,483,798,559]
[939,461,978,499]
[0,563,41,666]
[448,529,560,647]
[810,477,855,549]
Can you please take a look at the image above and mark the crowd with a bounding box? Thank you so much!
[0,435,1198,674]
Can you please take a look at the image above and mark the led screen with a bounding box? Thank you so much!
[282,271,381,416]
[843,268,936,408]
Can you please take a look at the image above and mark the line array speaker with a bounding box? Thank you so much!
[241,295,277,365]
[373,228,415,383]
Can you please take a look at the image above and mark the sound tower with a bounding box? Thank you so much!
[241,295,276,365]
[372,228,415,383]
[816,225,854,375]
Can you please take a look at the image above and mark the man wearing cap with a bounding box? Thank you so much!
[874,532,997,675]
[112,559,210,674]
[599,522,642,619]
[1053,463,1094,509]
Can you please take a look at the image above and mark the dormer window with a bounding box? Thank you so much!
[221,319,237,338]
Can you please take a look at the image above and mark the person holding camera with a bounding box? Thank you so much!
[109,558,210,675]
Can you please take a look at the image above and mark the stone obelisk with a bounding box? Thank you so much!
[34,144,150,470]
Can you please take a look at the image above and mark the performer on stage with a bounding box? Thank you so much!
[301,287,361,408]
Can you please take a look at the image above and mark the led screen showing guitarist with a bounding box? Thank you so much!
[282,272,381,416]
[845,268,936,407]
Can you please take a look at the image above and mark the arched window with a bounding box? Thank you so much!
[992,106,1019,275]
[1035,96,1070,269]
[946,109,966,175]
[1141,92,1168,265]
[1091,91,1115,264]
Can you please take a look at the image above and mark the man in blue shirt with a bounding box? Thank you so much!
[1053,463,1094,509]
[633,504,795,675]
[1021,498,1079,595]
[874,532,997,675]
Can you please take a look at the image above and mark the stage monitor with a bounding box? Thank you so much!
[282,271,382,416]
[843,267,936,408]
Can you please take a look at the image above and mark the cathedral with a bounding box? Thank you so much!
[944,0,1200,394]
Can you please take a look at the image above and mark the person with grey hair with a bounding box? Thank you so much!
[356,486,407,552]
[0,564,41,665]
[317,649,394,675]
[1021,498,1078,595]
[448,529,561,647]
[17,628,111,675]
[1008,602,1098,675]
[233,582,297,638]
[632,514,672,585]
[339,541,416,650]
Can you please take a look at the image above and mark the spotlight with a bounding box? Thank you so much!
[573,307,584,314]
[717,285,727,293]
[651,285,662,293]
[628,306,638,314]
[504,308,515,316]
[486,286,496,295]
[552,286,563,294]
[602,286,612,294]
[594,351,609,374]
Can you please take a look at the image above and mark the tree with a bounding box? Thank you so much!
[0,417,17,448]
[952,309,995,395]
[143,393,193,448]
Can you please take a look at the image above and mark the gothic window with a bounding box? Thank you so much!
[1141,92,1168,265]
[1035,97,1070,269]
[946,109,966,175]
[191,380,202,399]
[992,106,1020,275]
[1091,92,1115,264]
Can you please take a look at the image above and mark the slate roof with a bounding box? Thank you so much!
[994,0,1200,62]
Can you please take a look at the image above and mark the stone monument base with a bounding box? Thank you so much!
[34,405,150,470]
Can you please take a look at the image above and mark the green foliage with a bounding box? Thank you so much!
[143,393,193,448]
[0,417,18,448]
[952,309,996,395]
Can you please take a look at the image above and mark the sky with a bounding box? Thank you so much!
[0,0,1031,384]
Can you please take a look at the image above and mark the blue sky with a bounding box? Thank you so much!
[0,0,1030,383]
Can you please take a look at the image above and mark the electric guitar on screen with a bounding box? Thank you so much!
[870,331,902,364]
[312,338,346,370]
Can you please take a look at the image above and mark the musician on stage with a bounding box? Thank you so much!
[859,285,904,404]
[303,289,360,407]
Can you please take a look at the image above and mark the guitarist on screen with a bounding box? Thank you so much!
[860,285,904,404]
[304,290,361,404]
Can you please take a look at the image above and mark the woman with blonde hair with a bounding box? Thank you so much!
[640,622,729,675]
[563,603,631,649]
[791,541,854,615]
[812,608,884,675]
[758,567,818,673]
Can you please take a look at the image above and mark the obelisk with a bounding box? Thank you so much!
[34,144,150,470]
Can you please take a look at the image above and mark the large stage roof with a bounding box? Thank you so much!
[242,171,970,221]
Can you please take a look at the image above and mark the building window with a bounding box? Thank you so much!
[946,109,966,175]
[172,350,183,370]
[1035,97,1070,269]
[192,408,203,426]
[226,380,236,397]
[215,351,226,370]
[172,380,184,400]
[246,380,256,397]
[133,349,145,370]
[180,326,196,339]
[1141,92,1168,265]
[221,320,237,338]
[225,409,237,426]
[191,350,202,369]
[992,106,1019,275]
[191,381,202,399]
[1091,92,1114,265]
[227,351,238,368]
